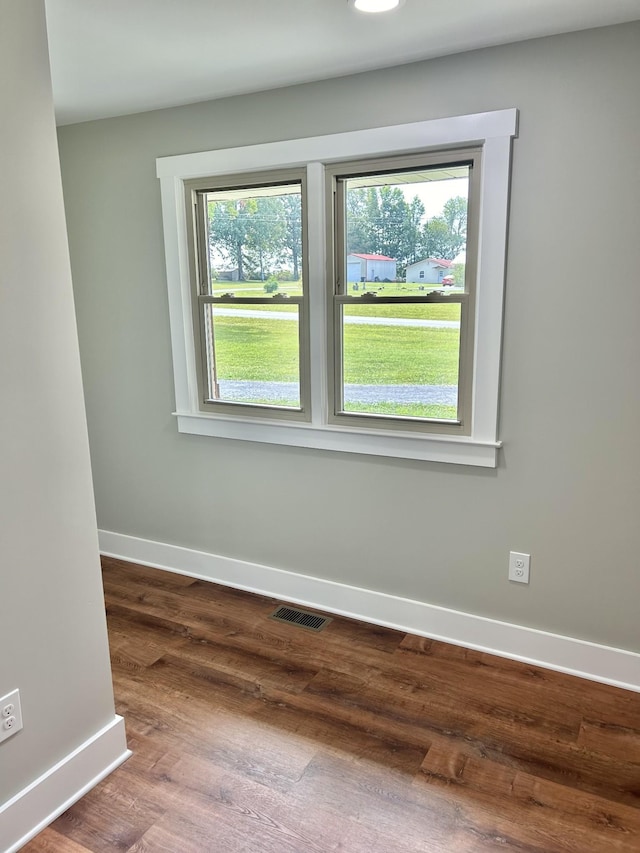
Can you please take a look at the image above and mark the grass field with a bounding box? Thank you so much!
[213,317,300,382]
[342,401,457,419]
[210,279,461,418]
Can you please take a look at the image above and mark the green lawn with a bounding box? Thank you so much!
[213,317,300,382]
[210,279,461,419]
[213,316,459,385]
[343,324,459,385]
[345,302,459,321]
[212,280,461,321]
[343,401,457,419]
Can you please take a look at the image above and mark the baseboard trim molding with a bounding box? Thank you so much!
[1,715,131,853]
[99,529,640,694]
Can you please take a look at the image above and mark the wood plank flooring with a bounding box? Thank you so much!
[24,557,640,852]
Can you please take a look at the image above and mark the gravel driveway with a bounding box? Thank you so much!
[218,380,457,406]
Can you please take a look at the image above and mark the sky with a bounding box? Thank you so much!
[399,176,468,219]
[399,176,468,263]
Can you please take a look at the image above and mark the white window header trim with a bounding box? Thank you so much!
[156,109,517,179]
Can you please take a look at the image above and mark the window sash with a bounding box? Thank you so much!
[326,148,480,435]
[198,297,306,414]
[331,294,472,432]
[184,170,311,421]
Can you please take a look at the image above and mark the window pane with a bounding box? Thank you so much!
[204,303,301,408]
[205,183,303,296]
[340,302,461,421]
[344,165,469,295]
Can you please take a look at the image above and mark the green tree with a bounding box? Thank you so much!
[376,185,409,262]
[344,184,465,272]
[280,193,302,281]
[354,185,413,269]
[453,262,466,287]
[364,187,382,253]
[246,196,286,281]
[345,187,371,254]
[209,195,288,281]
[208,198,257,281]
[401,195,426,271]
[442,196,467,259]
[422,216,457,260]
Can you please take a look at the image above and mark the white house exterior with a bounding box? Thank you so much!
[347,253,397,283]
[405,257,453,284]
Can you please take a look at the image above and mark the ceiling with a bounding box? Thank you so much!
[45,0,640,126]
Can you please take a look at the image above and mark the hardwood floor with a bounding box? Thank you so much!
[24,557,640,852]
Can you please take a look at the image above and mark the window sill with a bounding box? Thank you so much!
[174,411,500,467]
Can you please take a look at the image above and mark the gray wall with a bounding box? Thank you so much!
[0,0,117,804]
[58,23,640,652]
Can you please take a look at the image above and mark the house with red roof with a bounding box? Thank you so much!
[347,252,397,283]
[405,257,453,284]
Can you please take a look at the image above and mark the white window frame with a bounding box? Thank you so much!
[157,108,517,467]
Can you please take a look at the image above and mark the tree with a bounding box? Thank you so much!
[442,196,467,258]
[363,187,382,254]
[376,185,409,262]
[401,195,426,271]
[344,185,466,272]
[345,187,371,255]
[208,195,288,281]
[349,185,414,271]
[208,198,257,281]
[422,216,457,260]
[245,196,285,281]
[280,193,302,281]
[452,262,466,287]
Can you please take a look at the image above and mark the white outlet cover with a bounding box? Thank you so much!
[509,551,531,584]
[0,689,23,744]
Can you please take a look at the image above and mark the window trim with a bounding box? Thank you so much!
[157,109,518,467]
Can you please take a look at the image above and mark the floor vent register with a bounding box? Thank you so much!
[269,605,332,632]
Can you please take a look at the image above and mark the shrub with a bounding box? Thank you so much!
[273,269,297,282]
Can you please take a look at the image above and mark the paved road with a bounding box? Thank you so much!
[218,380,457,406]
[214,307,459,329]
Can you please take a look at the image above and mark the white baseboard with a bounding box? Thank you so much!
[99,530,640,694]
[1,715,131,853]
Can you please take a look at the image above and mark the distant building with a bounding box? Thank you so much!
[217,268,240,281]
[347,253,397,283]
[405,258,453,284]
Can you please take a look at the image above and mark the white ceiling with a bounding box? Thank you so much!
[45,0,640,126]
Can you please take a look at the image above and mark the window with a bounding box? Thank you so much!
[184,171,310,420]
[157,109,517,466]
[326,150,479,435]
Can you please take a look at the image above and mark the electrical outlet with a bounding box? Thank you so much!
[0,689,23,744]
[509,551,530,584]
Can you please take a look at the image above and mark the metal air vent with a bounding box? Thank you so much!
[269,605,332,632]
